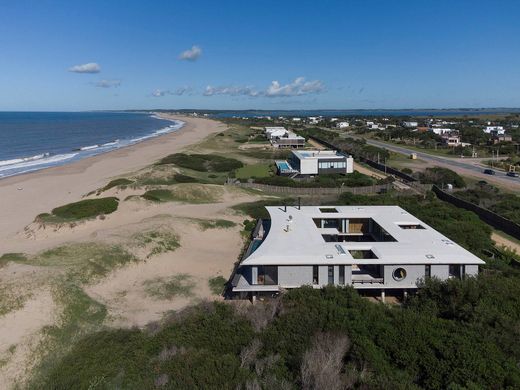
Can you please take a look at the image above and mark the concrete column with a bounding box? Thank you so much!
[381,289,385,303]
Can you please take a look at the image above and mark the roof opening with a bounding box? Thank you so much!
[348,249,378,259]
[319,207,338,213]
[399,224,425,230]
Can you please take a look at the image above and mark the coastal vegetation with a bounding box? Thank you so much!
[144,274,195,300]
[142,184,222,204]
[415,167,466,188]
[99,178,134,193]
[157,153,243,172]
[36,197,119,223]
[208,276,227,295]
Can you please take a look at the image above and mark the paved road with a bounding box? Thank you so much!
[358,137,520,189]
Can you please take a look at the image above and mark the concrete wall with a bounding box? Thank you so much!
[383,265,425,288]
[431,265,449,280]
[346,156,354,173]
[278,266,313,287]
[300,158,318,175]
[465,265,479,278]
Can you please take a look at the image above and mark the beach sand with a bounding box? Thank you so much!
[0,115,262,388]
[0,114,225,253]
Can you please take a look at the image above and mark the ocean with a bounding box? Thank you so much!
[0,112,183,179]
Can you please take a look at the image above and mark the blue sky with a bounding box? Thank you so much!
[0,0,519,110]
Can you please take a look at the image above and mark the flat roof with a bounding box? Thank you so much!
[242,206,485,266]
[292,150,346,160]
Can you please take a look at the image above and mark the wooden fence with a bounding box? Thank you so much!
[228,181,392,195]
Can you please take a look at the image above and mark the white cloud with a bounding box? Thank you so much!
[202,77,325,98]
[179,45,202,61]
[95,79,121,88]
[68,62,101,73]
[152,87,192,97]
[203,85,259,97]
[265,77,325,97]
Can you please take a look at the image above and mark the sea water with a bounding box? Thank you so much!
[0,112,183,178]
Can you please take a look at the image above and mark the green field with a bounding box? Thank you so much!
[234,163,272,179]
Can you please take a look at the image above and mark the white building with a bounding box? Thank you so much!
[232,205,484,300]
[429,127,454,135]
[336,121,350,129]
[484,126,505,135]
[265,127,305,148]
[402,121,418,128]
[308,116,321,124]
[287,150,354,175]
[292,117,302,122]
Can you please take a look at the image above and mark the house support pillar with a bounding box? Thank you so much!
[381,289,385,303]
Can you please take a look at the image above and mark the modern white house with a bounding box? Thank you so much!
[484,126,506,135]
[265,127,306,148]
[429,127,454,135]
[336,121,350,129]
[232,205,484,301]
[276,150,354,176]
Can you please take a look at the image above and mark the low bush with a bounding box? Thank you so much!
[37,197,119,222]
[418,166,466,188]
[156,153,243,172]
[100,178,134,192]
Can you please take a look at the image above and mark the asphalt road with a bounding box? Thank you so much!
[360,138,520,189]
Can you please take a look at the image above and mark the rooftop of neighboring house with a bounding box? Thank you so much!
[242,206,485,267]
[292,150,347,160]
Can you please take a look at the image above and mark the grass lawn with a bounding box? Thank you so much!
[235,163,272,179]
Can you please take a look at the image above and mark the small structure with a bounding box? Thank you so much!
[491,134,513,144]
[336,121,350,129]
[484,126,505,135]
[287,150,354,176]
[231,206,485,300]
[265,127,305,149]
[402,121,418,128]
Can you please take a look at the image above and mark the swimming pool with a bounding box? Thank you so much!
[275,160,294,172]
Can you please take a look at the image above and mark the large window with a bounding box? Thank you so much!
[339,266,345,285]
[257,266,278,285]
[328,266,334,285]
[425,265,431,279]
[313,265,319,285]
[449,265,462,279]
[318,161,346,169]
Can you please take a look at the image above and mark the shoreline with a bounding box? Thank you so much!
[0,114,226,251]
[0,112,182,180]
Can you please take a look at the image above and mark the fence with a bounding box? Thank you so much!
[432,185,520,240]
[229,181,392,196]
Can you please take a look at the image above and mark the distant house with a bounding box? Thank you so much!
[484,126,505,135]
[441,133,462,147]
[292,117,302,122]
[308,116,321,124]
[276,150,354,176]
[429,127,454,135]
[491,134,513,144]
[402,121,418,128]
[265,127,305,149]
[336,121,350,129]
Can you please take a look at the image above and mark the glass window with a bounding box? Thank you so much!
[425,265,431,279]
[313,265,319,284]
[257,266,278,285]
[328,265,334,285]
[339,265,345,285]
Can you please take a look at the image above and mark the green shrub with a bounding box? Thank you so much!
[156,153,243,172]
[38,197,119,222]
[208,276,227,295]
[100,178,134,192]
[419,167,466,188]
[142,189,175,202]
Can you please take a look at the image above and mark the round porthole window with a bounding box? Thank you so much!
[393,267,407,281]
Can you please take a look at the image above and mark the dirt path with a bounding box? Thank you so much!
[492,232,520,254]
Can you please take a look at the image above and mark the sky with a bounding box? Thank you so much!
[0,0,519,111]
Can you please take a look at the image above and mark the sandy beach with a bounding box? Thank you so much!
[0,115,264,388]
[0,114,225,252]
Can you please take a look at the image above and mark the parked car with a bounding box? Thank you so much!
[483,169,495,175]
[506,171,519,178]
